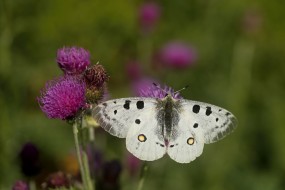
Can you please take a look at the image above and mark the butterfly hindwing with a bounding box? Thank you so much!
[126,106,166,161]
[93,97,157,138]
[179,100,238,144]
[166,108,205,163]
[94,97,166,161]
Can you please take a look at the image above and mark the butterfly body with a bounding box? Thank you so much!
[156,95,181,142]
[93,94,237,163]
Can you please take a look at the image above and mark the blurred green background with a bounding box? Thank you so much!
[1,0,285,189]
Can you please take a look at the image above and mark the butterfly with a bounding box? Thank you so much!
[92,93,237,163]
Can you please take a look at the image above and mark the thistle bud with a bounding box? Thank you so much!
[84,64,109,88]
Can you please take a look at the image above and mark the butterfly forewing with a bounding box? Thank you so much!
[93,97,157,138]
[179,100,238,144]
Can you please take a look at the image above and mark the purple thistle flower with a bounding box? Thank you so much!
[12,180,29,190]
[133,79,182,99]
[159,42,197,68]
[38,76,86,120]
[139,2,160,33]
[57,47,91,75]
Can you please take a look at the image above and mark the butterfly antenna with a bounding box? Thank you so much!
[174,85,189,95]
[152,82,169,96]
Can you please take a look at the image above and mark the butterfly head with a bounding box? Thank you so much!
[163,93,177,102]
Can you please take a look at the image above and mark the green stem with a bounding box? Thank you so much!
[137,162,148,190]
[88,127,96,188]
[82,151,94,190]
[29,180,36,190]
[89,127,95,142]
[73,123,88,190]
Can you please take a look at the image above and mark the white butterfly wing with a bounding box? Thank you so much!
[93,97,166,161]
[179,100,238,144]
[93,97,155,138]
[166,109,205,163]
[126,106,166,161]
[167,100,237,163]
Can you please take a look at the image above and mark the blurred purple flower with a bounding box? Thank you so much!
[126,153,141,177]
[57,47,91,75]
[126,61,142,80]
[38,76,86,120]
[133,79,182,99]
[12,180,29,190]
[41,172,70,189]
[87,147,122,189]
[159,42,197,68]
[97,160,122,190]
[87,146,104,178]
[139,2,160,33]
[19,142,41,177]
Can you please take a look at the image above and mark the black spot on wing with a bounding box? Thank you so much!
[135,119,141,124]
[206,106,212,116]
[169,144,178,148]
[192,105,200,113]
[193,123,199,128]
[136,101,144,109]
[156,142,165,147]
[123,100,131,110]
[216,118,219,122]
[114,110,117,115]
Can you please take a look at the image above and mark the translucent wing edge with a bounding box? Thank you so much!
[204,113,238,144]
[93,105,125,137]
